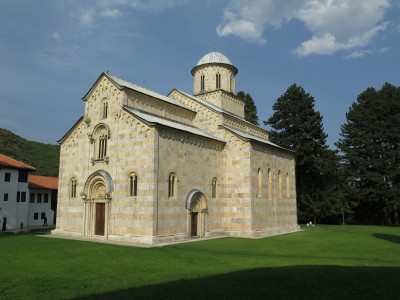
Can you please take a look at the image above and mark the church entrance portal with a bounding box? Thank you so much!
[186,190,207,238]
[81,170,113,239]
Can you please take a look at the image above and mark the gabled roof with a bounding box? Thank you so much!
[29,175,58,190]
[123,106,225,143]
[82,72,194,112]
[0,154,36,171]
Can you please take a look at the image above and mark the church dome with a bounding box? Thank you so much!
[196,51,233,66]
[191,51,238,75]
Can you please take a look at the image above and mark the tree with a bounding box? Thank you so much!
[336,83,400,225]
[264,84,341,223]
[237,91,259,125]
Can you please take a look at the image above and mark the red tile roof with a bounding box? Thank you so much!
[0,154,36,171]
[29,175,58,190]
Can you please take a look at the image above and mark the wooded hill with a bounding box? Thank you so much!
[0,128,60,177]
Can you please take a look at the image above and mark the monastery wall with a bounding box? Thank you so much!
[220,130,253,235]
[56,119,90,234]
[107,112,157,239]
[250,144,298,233]
[155,127,225,241]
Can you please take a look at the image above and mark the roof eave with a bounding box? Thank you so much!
[191,63,238,76]
[57,116,85,144]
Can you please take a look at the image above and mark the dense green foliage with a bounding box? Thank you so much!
[265,84,341,223]
[0,128,60,177]
[337,83,400,225]
[237,91,259,125]
[1,225,399,299]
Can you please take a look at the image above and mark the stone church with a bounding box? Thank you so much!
[52,51,299,245]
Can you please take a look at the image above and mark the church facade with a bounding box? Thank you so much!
[52,52,299,245]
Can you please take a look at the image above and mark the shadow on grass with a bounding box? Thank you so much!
[0,228,52,238]
[372,233,400,244]
[73,265,399,300]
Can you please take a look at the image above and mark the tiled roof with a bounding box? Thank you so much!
[0,154,36,171]
[29,175,58,190]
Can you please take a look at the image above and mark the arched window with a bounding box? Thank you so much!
[278,170,283,200]
[92,124,110,162]
[102,101,108,119]
[216,73,221,89]
[129,172,138,197]
[200,75,205,91]
[70,178,77,198]
[286,173,290,198]
[168,173,177,198]
[257,168,262,197]
[98,132,107,159]
[212,177,217,198]
[230,74,234,92]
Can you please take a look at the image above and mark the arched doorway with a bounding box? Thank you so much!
[81,170,113,238]
[185,190,207,238]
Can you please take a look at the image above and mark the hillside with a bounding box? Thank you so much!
[0,128,60,177]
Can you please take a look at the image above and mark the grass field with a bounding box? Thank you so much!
[0,225,399,299]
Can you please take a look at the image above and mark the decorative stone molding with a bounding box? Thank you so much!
[83,116,91,125]
[80,191,88,200]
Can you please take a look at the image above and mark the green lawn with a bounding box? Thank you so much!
[1,225,399,299]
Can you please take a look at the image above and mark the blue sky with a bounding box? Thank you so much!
[0,0,399,147]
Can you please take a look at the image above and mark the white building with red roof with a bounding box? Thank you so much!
[28,175,58,227]
[0,154,58,231]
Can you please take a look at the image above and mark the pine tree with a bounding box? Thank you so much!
[336,83,400,225]
[265,84,341,223]
[237,91,259,125]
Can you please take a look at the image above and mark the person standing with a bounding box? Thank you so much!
[2,217,7,231]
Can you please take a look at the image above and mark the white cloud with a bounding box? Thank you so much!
[217,0,301,44]
[217,0,392,57]
[344,47,390,60]
[344,49,373,60]
[294,21,390,57]
[216,9,266,44]
[100,8,122,17]
[76,0,179,28]
[79,11,94,26]
[51,32,61,42]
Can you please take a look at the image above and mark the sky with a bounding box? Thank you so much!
[0,0,399,148]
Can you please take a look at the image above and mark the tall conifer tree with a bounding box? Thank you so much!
[237,91,259,125]
[336,83,400,225]
[265,84,340,223]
